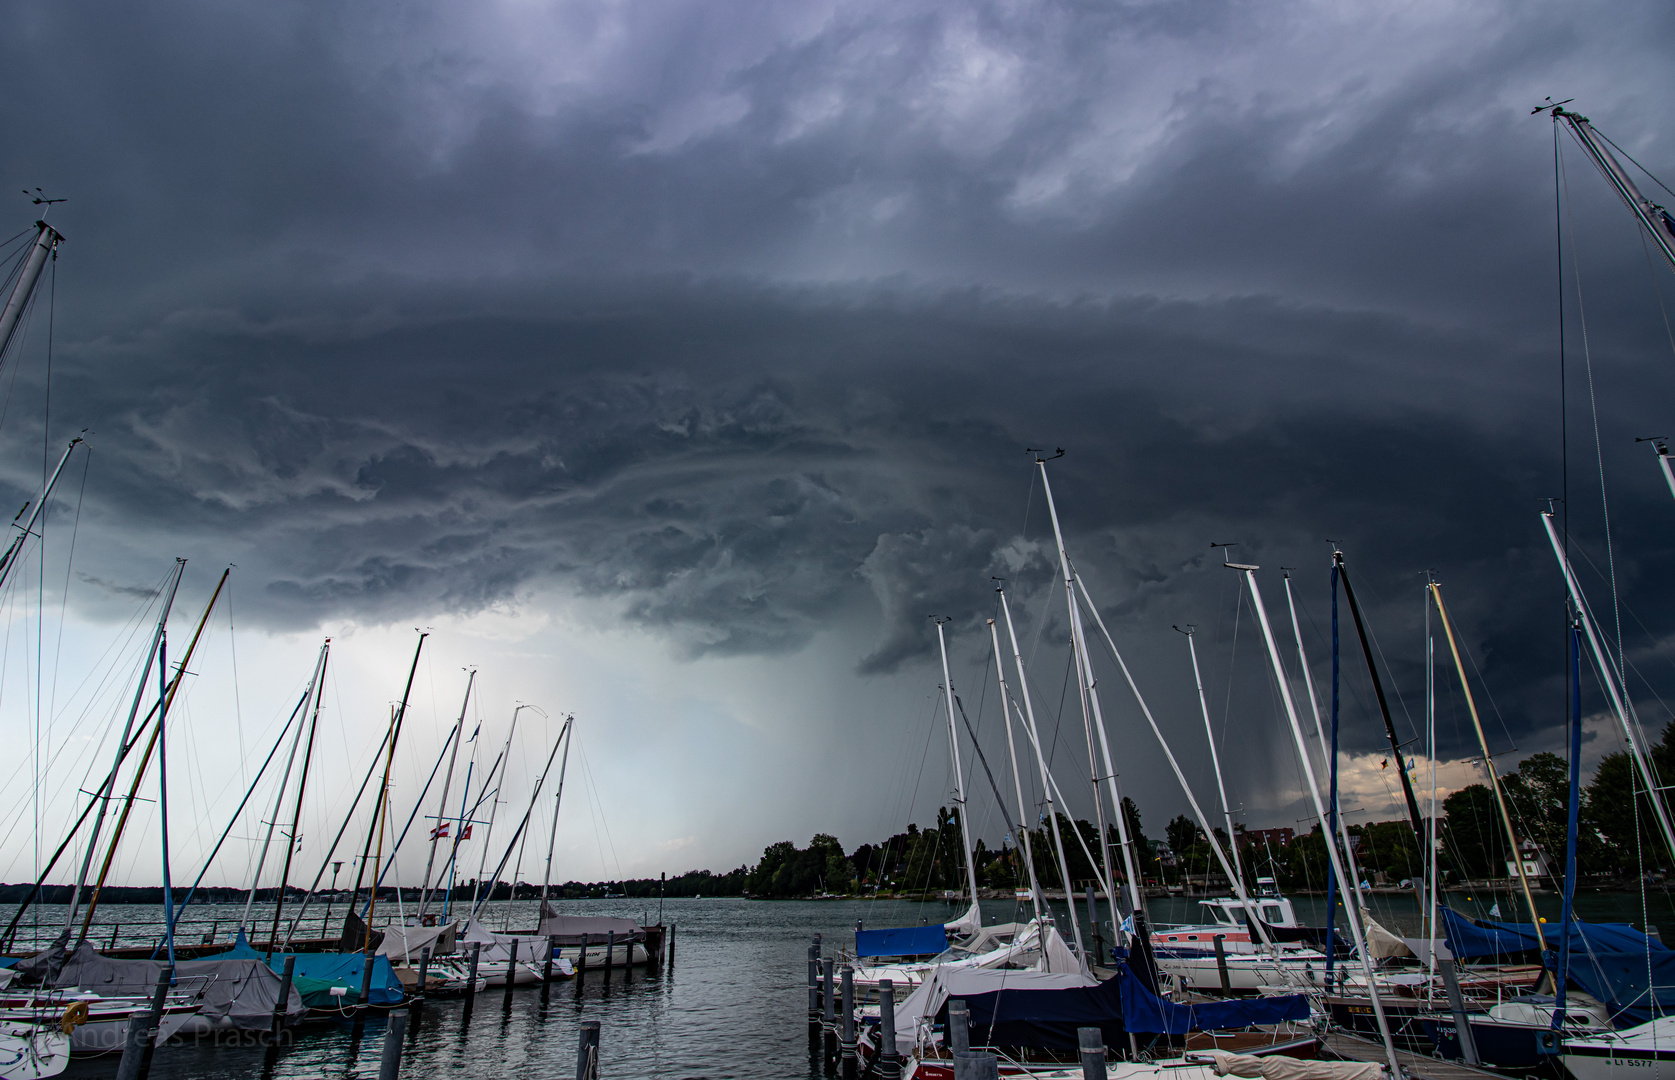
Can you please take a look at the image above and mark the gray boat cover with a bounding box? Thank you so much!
[54,943,306,1030]
[535,914,643,945]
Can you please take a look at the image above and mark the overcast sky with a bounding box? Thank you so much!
[0,0,1671,891]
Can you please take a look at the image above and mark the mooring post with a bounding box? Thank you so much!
[503,939,519,1005]
[543,935,556,983]
[130,967,171,1080]
[272,955,296,1038]
[840,965,857,1077]
[418,947,431,998]
[822,957,837,1060]
[807,941,820,1021]
[667,922,676,966]
[948,999,970,1056]
[878,978,901,1080]
[1079,1026,1107,1080]
[958,1053,1000,1080]
[577,934,588,977]
[576,1019,601,1080]
[110,923,121,950]
[466,941,482,997]
[605,930,615,974]
[1213,936,1231,995]
[359,953,377,1011]
[378,1009,408,1080]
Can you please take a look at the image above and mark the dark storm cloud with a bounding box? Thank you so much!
[0,0,1671,780]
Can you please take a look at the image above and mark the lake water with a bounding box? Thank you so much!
[9,887,1674,1079]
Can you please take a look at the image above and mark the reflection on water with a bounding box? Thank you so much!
[18,887,1675,1078]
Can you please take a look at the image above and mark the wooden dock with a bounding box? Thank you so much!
[1322,1031,1506,1080]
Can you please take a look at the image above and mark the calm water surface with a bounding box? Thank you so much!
[11,887,1675,1079]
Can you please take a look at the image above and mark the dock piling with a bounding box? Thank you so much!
[667,923,675,966]
[807,941,820,1022]
[418,947,431,998]
[128,967,170,1080]
[878,978,900,1080]
[822,957,836,1060]
[947,999,970,1056]
[1213,936,1231,995]
[466,941,482,997]
[840,965,857,1078]
[1439,957,1481,1065]
[110,923,120,950]
[543,935,555,983]
[577,934,588,977]
[605,930,615,974]
[378,1009,408,1080]
[504,940,519,1006]
[359,953,377,1011]
[575,1019,601,1080]
[1079,1026,1107,1080]
[272,955,297,1038]
[953,1052,998,1080]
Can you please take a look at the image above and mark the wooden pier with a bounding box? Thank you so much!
[1322,1030,1507,1080]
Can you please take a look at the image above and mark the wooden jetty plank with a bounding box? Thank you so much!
[1323,1030,1504,1080]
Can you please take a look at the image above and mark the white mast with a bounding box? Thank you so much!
[470,704,532,913]
[1234,561,1401,1075]
[988,615,1044,922]
[0,436,84,594]
[998,589,1085,960]
[1541,511,1675,861]
[0,220,62,366]
[419,669,475,918]
[1425,580,1440,993]
[240,653,323,933]
[1542,104,1675,274]
[1035,456,1140,913]
[538,716,575,915]
[1283,571,1369,912]
[65,559,185,933]
[1073,577,1288,969]
[1177,625,1242,888]
[934,619,983,931]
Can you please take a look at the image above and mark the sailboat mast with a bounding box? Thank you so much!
[0,221,62,366]
[988,616,1043,921]
[1543,105,1675,274]
[470,722,567,923]
[1429,582,1546,949]
[1425,585,1439,991]
[538,717,575,914]
[64,558,184,931]
[1235,562,1402,1075]
[1555,618,1583,1027]
[998,589,1085,958]
[356,630,428,949]
[0,436,84,593]
[1036,458,1140,912]
[267,639,330,957]
[1181,627,1241,887]
[471,705,529,911]
[240,654,320,934]
[1653,440,1675,504]
[81,568,229,941]
[1540,511,1675,860]
[934,620,983,924]
[419,669,475,918]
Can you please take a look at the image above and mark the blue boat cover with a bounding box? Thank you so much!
[220,931,405,1006]
[1116,964,1310,1034]
[1440,907,1675,1025]
[952,974,1126,1050]
[856,924,948,958]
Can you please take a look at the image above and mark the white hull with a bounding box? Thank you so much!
[1153,952,1328,991]
[1564,1017,1675,1080]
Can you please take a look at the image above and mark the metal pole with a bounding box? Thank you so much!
[934,620,984,924]
[879,978,900,1079]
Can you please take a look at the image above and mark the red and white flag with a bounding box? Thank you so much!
[429,822,450,840]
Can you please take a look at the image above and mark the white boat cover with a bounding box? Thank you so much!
[534,913,643,944]
[1360,913,1412,960]
[378,921,458,962]
[944,902,982,940]
[891,943,1099,1056]
[1209,1050,1381,1080]
[53,943,305,1031]
[461,918,554,965]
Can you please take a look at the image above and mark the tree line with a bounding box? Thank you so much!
[744,724,1675,897]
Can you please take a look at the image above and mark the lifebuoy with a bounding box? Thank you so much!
[60,1000,90,1034]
